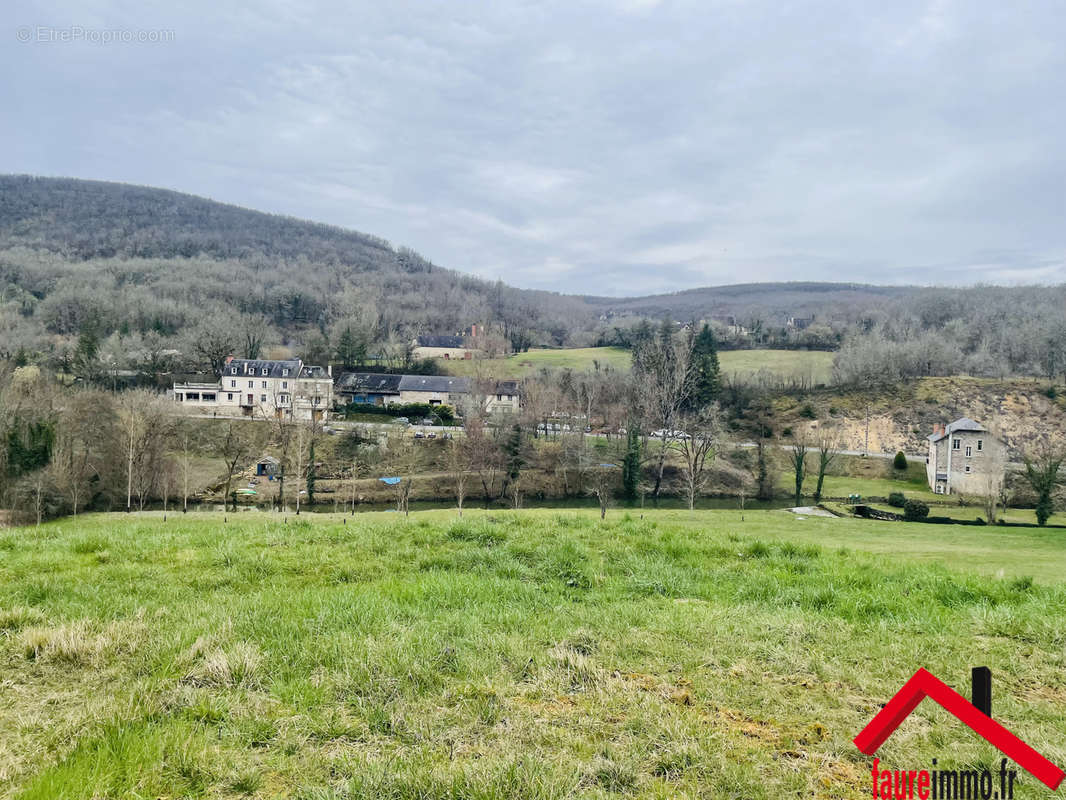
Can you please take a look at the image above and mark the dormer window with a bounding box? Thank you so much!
[230,367,237,375]
[261,368,268,376]
[282,368,289,376]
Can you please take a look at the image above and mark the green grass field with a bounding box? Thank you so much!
[1,510,1064,799]
[718,349,835,385]
[441,347,633,377]
[441,347,835,383]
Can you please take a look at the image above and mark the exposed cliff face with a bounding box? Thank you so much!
[777,377,1066,459]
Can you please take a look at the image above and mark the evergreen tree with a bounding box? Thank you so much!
[335,326,361,370]
[689,323,720,409]
[503,424,524,490]
[5,420,55,477]
[306,439,316,505]
[75,323,100,375]
[621,425,642,500]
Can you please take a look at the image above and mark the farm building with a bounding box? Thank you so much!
[412,335,479,360]
[335,372,401,406]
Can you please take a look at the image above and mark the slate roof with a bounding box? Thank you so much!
[928,417,987,442]
[398,375,470,394]
[336,373,402,393]
[416,335,466,349]
[224,358,301,379]
[494,380,520,395]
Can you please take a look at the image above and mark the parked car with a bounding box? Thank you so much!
[393,417,410,426]
[420,417,435,426]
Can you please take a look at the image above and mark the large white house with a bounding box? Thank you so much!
[174,357,333,422]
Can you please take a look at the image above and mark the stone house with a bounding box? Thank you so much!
[173,357,333,422]
[925,417,1002,495]
[411,335,479,360]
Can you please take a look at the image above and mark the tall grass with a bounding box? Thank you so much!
[1,509,1063,798]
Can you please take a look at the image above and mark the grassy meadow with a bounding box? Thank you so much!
[440,347,835,384]
[1,509,1064,799]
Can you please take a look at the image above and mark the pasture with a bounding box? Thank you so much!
[0,509,1063,799]
[440,347,835,384]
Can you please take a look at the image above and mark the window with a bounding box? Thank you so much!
[282,381,288,389]
[934,484,944,494]
[497,394,502,401]
[230,368,236,375]
[187,392,200,401]
[261,381,267,388]
[248,380,254,388]
[260,394,267,403]
[176,394,183,402]
[977,440,983,451]
[965,446,972,457]
[261,368,268,376]
[203,393,216,402]
[280,393,290,404]
[952,438,961,450]
[227,393,233,401]
[964,465,971,474]
[230,379,236,388]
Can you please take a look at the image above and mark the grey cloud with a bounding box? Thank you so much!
[3,0,1064,295]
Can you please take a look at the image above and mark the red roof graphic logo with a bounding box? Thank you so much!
[854,668,1064,790]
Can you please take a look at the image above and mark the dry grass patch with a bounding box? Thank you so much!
[184,641,264,689]
[0,606,46,632]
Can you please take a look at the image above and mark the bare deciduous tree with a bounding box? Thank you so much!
[191,319,237,376]
[632,322,697,500]
[446,438,469,516]
[50,389,117,515]
[585,462,617,519]
[116,389,174,512]
[813,431,841,503]
[788,435,810,507]
[217,420,253,512]
[464,411,502,506]
[674,406,721,510]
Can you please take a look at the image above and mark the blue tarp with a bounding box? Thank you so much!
[378,477,402,485]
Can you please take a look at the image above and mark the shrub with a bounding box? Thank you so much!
[342,401,455,425]
[893,451,908,470]
[800,403,816,419]
[888,492,906,508]
[1046,385,1058,400]
[903,499,930,521]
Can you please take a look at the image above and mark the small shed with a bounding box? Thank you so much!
[255,456,280,477]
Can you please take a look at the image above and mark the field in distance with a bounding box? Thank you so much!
[2,509,1064,799]
[442,346,835,383]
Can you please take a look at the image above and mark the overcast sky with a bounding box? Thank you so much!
[4,1,1065,295]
